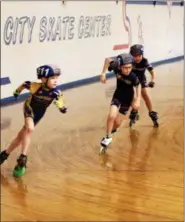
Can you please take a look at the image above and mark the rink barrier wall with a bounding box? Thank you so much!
[1,55,184,107]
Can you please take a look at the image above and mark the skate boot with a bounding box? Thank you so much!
[13,154,27,177]
[129,109,139,127]
[149,111,159,127]
[0,150,9,165]
[100,136,112,154]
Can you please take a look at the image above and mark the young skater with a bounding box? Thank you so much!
[129,44,158,127]
[100,53,141,148]
[0,64,67,177]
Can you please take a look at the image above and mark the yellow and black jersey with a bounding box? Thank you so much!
[15,81,66,124]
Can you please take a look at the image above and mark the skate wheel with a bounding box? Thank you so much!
[13,166,26,177]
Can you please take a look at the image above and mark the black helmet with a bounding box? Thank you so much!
[37,64,61,79]
[117,53,133,66]
[130,44,144,56]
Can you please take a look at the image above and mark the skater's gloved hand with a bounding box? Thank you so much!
[100,73,106,84]
[59,106,67,114]
[148,81,155,88]
[13,90,19,99]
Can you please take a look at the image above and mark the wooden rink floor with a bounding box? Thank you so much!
[1,61,184,222]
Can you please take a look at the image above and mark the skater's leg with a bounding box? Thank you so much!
[1,101,34,159]
[112,104,129,132]
[13,110,45,177]
[112,121,119,133]
[101,104,119,147]
[106,105,119,137]
[5,127,25,154]
[141,87,153,112]
[13,117,35,177]
[141,87,159,124]
[114,112,127,128]
[21,117,35,155]
[0,127,25,165]
[5,117,34,156]
[0,117,34,166]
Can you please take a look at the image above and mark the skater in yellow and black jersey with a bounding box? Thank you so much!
[0,64,67,177]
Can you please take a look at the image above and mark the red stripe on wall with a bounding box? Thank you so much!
[113,44,129,50]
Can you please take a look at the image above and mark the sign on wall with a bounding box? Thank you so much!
[3,15,112,45]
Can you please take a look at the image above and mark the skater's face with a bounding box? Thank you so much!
[133,54,143,63]
[47,76,59,88]
[120,64,132,75]
[42,76,59,88]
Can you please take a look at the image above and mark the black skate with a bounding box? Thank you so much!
[129,110,139,127]
[149,111,159,127]
[0,150,9,165]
